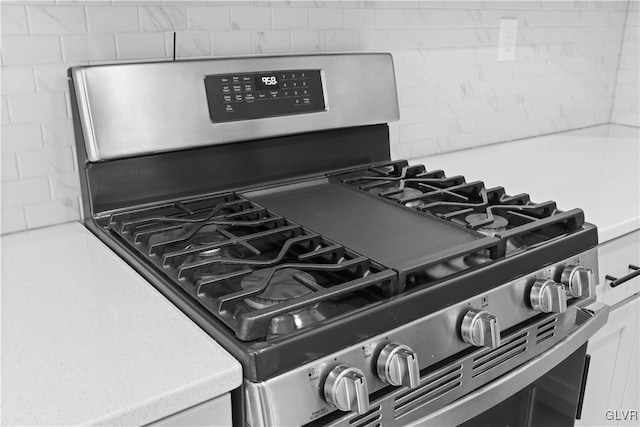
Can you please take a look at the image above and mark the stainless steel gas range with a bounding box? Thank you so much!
[69,53,609,427]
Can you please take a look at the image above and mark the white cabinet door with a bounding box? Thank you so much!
[576,295,640,427]
[597,230,640,307]
[619,305,640,427]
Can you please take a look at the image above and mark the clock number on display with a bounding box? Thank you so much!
[255,75,280,90]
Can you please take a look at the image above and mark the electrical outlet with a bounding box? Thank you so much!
[498,18,518,61]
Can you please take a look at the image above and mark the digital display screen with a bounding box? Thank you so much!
[254,75,280,90]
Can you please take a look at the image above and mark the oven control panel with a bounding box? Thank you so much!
[204,69,326,123]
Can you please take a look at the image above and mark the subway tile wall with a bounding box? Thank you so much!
[0,1,634,234]
[611,0,639,126]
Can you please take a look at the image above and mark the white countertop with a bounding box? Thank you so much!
[1,222,242,426]
[414,124,640,244]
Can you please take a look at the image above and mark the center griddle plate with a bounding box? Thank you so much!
[243,179,500,274]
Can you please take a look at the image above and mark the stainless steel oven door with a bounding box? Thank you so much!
[407,302,608,427]
[457,343,589,427]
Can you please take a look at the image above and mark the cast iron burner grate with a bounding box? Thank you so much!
[107,192,397,341]
[333,160,585,256]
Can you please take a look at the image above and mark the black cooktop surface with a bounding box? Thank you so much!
[243,179,500,274]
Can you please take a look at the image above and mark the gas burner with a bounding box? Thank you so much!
[241,268,316,310]
[505,237,525,254]
[388,187,424,205]
[182,225,249,264]
[182,226,250,261]
[186,226,226,256]
[389,187,424,200]
[421,255,472,280]
[180,226,249,278]
[465,214,525,254]
[266,303,335,339]
[464,252,492,267]
[465,213,509,236]
[185,246,243,280]
[388,187,422,198]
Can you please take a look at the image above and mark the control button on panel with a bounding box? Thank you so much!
[461,309,500,348]
[234,94,243,102]
[245,93,255,101]
[233,85,242,92]
[231,76,240,83]
[377,343,420,389]
[323,365,369,414]
[223,95,231,102]
[220,77,229,84]
[244,84,252,92]
[530,279,567,313]
[561,265,595,298]
[221,85,231,93]
[303,97,311,104]
[270,91,279,98]
[257,93,267,100]
[224,104,233,112]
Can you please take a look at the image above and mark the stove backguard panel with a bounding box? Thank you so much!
[69,53,398,162]
[243,180,502,284]
[80,125,390,216]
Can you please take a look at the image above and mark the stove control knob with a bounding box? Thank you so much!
[324,365,369,414]
[376,343,420,389]
[461,309,500,348]
[530,279,567,313]
[561,265,595,298]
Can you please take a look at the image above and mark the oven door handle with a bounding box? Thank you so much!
[407,302,610,427]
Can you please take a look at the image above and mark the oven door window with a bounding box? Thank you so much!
[459,343,589,427]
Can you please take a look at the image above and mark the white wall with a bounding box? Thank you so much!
[611,0,639,126]
[0,1,632,234]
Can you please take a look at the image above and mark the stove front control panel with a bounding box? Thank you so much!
[204,69,325,123]
[245,250,599,426]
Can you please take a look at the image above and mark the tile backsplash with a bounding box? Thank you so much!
[0,1,636,234]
